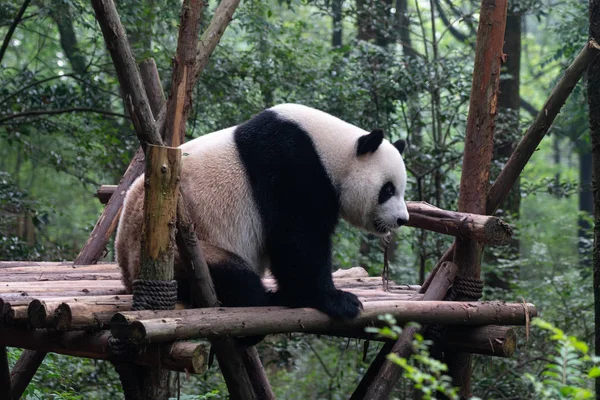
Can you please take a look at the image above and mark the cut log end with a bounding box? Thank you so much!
[27,300,49,328]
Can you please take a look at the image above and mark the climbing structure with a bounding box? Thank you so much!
[1,0,598,399]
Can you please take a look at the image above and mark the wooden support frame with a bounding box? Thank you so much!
[109,299,535,344]
[86,0,272,398]
[448,1,507,397]
[352,262,459,399]
[421,39,600,293]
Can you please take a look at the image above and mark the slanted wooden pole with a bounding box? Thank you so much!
[0,346,11,400]
[354,262,458,399]
[90,0,270,398]
[447,1,507,397]
[421,40,600,293]
[10,350,47,400]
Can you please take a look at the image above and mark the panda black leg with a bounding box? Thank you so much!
[178,245,269,347]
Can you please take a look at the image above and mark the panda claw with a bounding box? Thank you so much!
[320,289,363,320]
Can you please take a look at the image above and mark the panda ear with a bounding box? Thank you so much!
[357,129,384,156]
[393,139,406,155]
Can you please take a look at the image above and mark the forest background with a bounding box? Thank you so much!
[0,0,595,398]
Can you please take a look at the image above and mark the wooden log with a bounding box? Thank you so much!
[28,300,56,328]
[423,40,600,294]
[163,0,203,146]
[139,144,181,281]
[10,350,47,400]
[487,39,600,215]
[356,262,459,400]
[0,263,118,273]
[446,325,517,358]
[6,305,28,325]
[94,184,117,206]
[90,0,162,147]
[318,325,517,358]
[55,301,133,331]
[139,58,166,116]
[448,1,508,398]
[0,272,120,282]
[0,328,207,374]
[23,293,422,332]
[111,300,536,345]
[405,202,512,245]
[0,346,11,400]
[0,261,76,268]
[194,0,241,82]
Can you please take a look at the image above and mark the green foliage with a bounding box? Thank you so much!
[366,315,463,400]
[522,319,599,399]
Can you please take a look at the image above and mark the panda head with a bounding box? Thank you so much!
[339,129,409,236]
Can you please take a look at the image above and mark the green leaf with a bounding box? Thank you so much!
[588,366,600,378]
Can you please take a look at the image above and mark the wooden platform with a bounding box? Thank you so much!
[0,261,536,374]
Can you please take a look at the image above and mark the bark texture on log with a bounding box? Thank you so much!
[406,202,512,245]
[163,0,203,147]
[90,0,162,147]
[139,145,181,281]
[449,1,508,397]
[357,262,459,399]
[110,299,535,344]
[194,0,241,80]
[488,39,600,215]
[589,2,600,396]
[139,58,166,116]
[0,328,207,373]
[10,350,47,400]
[422,39,600,294]
[0,345,11,400]
[446,325,516,358]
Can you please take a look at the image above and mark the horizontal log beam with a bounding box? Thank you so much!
[446,325,517,357]
[0,327,207,374]
[111,301,536,345]
[97,187,512,245]
[316,324,517,358]
[405,202,512,245]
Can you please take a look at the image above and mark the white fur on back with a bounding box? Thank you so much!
[179,127,265,270]
[115,127,265,291]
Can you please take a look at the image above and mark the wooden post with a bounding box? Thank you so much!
[421,40,600,293]
[447,1,507,397]
[0,346,11,400]
[355,262,458,399]
[122,143,180,400]
[163,0,203,147]
[88,0,271,397]
[139,145,181,282]
[10,350,47,400]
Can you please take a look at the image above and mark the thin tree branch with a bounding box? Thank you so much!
[0,107,130,124]
[0,73,77,107]
[0,0,32,65]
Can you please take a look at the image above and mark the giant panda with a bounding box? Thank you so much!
[115,103,409,324]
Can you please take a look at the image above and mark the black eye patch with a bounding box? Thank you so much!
[378,182,396,204]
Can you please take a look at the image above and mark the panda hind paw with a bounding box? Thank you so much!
[320,289,363,320]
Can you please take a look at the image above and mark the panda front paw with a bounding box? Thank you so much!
[319,289,363,320]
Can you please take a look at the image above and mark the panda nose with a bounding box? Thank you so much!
[397,218,408,227]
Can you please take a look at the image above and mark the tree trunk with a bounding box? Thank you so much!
[588,1,600,398]
[332,0,343,48]
[447,1,508,397]
[579,149,593,266]
[485,8,521,289]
